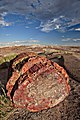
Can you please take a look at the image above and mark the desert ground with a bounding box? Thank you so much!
[0,45,80,120]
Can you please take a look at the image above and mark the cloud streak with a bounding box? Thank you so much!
[62,38,80,42]
[0,0,80,31]
[0,40,40,47]
[75,28,80,31]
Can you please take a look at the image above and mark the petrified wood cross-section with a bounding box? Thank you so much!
[6,52,70,112]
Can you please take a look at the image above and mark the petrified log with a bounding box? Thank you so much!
[6,52,70,112]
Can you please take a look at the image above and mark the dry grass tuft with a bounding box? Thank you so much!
[0,84,16,120]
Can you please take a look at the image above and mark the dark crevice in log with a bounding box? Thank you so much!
[18,74,28,85]
[10,74,28,100]
[10,78,19,101]
[7,67,14,82]
[15,57,29,71]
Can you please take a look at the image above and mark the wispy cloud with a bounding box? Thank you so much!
[0,33,11,37]
[0,12,12,27]
[39,16,80,32]
[25,26,29,29]
[27,40,40,43]
[40,21,55,33]
[0,17,12,27]
[5,34,11,36]
[39,17,63,32]
[62,38,80,42]
[0,40,40,47]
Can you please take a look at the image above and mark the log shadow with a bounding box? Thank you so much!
[0,62,10,95]
[49,55,80,83]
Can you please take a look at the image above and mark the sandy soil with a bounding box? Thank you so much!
[0,45,80,120]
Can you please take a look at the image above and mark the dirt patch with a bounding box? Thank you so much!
[63,54,80,82]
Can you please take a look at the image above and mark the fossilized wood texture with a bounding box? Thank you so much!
[6,52,70,112]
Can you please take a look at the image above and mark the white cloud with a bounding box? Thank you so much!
[0,11,11,27]
[0,19,11,26]
[62,38,71,42]
[40,21,55,32]
[28,40,40,43]
[0,16,12,27]
[75,28,80,31]
[39,16,80,32]
[54,24,60,30]
[1,12,7,17]
[39,16,67,32]
[25,26,29,28]
[62,38,80,42]
[73,38,80,41]
[0,40,40,47]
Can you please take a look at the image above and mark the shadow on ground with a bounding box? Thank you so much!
[0,62,10,95]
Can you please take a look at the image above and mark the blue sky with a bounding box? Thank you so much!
[0,0,80,46]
